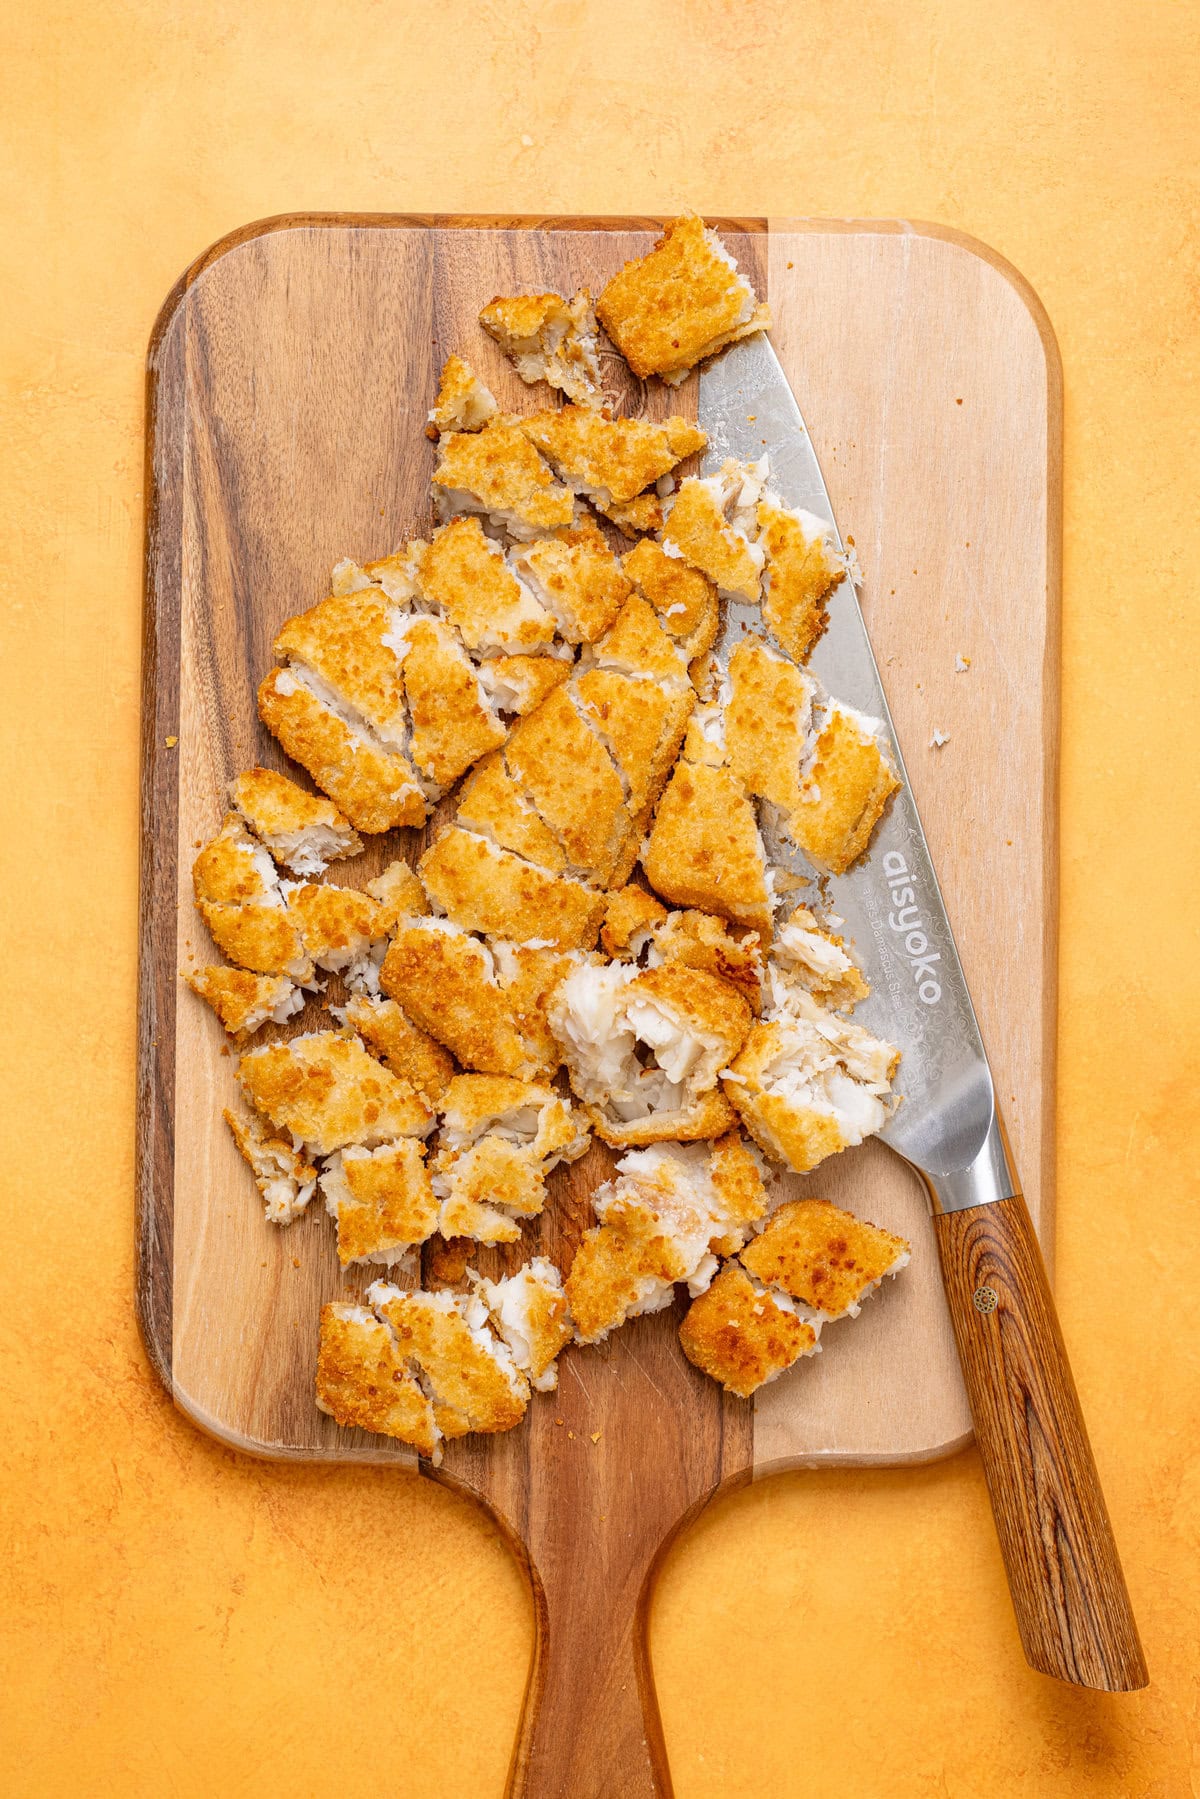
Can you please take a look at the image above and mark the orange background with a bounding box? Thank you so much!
[2,1,1198,1793]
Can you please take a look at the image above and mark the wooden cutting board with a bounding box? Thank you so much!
[137,216,1060,1797]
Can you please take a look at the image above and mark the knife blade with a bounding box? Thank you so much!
[698,332,1147,1694]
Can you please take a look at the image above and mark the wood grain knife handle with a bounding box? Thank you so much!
[933,1192,1147,1690]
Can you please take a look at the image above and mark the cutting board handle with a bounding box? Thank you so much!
[933,1192,1148,1690]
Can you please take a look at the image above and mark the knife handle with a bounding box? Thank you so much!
[933,1191,1148,1691]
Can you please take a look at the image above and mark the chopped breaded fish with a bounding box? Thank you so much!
[679,1264,818,1397]
[649,909,764,1014]
[316,1304,440,1456]
[433,1137,531,1243]
[284,882,384,980]
[601,886,669,958]
[479,290,603,407]
[585,591,693,692]
[722,995,900,1174]
[361,544,422,604]
[368,1283,530,1437]
[488,941,576,1076]
[432,418,576,538]
[418,828,606,951]
[642,760,774,938]
[604,492,664,539]
[519,407,707,527]
[476,652,574,717]
[224,1106,317,1224]
[740,1197,911,1320]
[439,1074,588,1166]
[707,1130,771,1255]
[622,537,720,671]
[381,918,542,1078]
[723,637,819,818]
[454,751,567,872]
[336,994,455,1106]
[573,666,694,845]
[503,685,632,884]
[184,966,303,1037]
[661,465,765,602]
[329,558,375,595]
[274,587,409,751]
[550,960,749,1147]
[238,1029,433,1158]
[757,498,845,664]
[472,1258,573,1392]
[428,353,498,435]
[192,813,314,979]
[416,517,557,654]
[229,767,362,876]
[784,700,901,875]
[389,613,507,789]
[364,858,427,934]
[766,905,868,1012]
[320,1139,439,1267]
[510,524,632,644]
[258,666,426,834]
[596,213,772,385]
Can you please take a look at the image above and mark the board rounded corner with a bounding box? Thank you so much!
[750,1426,976,1479]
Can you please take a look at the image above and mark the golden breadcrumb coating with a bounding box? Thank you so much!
[322,1140,439,1266]
[768,905,869,1011]
[740,1198,910,1318]
[679,1264,817,1397]
[369,1286,530,1435]
[601,885,669,957]
[489,941,576,1075]
[707,1130,770,1254]
[229,767,362,873]
[184,966,300,1037]
[479,289,603,407]
[193,812,276,907]
[588,591,692,690]
[339,995,455,1106]
[316,1304,440,1454]
[587,1086,738,1149]
[258,667,426,833]
[785,704,901,875]
[238,1030,433,1157]
[565,1200,684,1344]
[642,760,773,937]
[511,524,632,645]
[224,1106,318,1225]
[380,920,537,1078]
[435,1135,544,1237]
[596,213,772,384]
[473,1259,572,1391]
[428,353,498,435]
[364,859,427,935]
[432,419,575,537]
[662,476,762,602]
[393,614,507,789]
[361,545,422,604]
[416,517,557,654]
[284,882,383,971]
[503,687,632,884]
[438,1073,586,1163]
[476,652,573,718]
[192,814,313,979]
[519,406,707,510]
[195,898,312,980]
[622,537,720,670]
[604,492,664,538]
[418,828,606,951]
[573,666,694,830]
[757,499,844,663]
[454,751,568,872]
[723,637,819,817]
[274,587,408,749]
[652,909,764,1014]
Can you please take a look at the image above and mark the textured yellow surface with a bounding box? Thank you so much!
[2,1,1198,1793]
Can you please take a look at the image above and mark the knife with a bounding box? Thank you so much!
[700,334,1147,1693]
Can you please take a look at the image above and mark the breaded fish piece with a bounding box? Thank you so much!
[390,614,507,789]
[757,498,845,664]
[479,290,603,407]
[601,885,670,958]
[418,828,606,951]
[427,353,498,435]
[740,1197,911,1320]
[380,918,540,1078]
[510,524,632,645]
[433,1139,528,1243]
[722,996,900,1174]
[503,686,632,884]
[284,882,384,977]
[723,637,819,817]
[596,213,772,385]
[316,1304,440,1456]
[193,813,314,979]
[651,910,764,1014]
[707,1130,771,1255]
[320,1140,439,1267]
[432,418,575,539]
[472,1258,573,1392]
[367,1283,530,1437]
[454,751,568,873]
[767,905,869,1013]
[337,994,455,1107]
[229,767,362,876]
[519,407,707,522]
[225,1106,319,1225]
[258,666,426,833]
[238,1030,433,1158]
[184,966,303,1037]
[550,960,749,1147]
[603,492,664,539]
[439,1074,588,1165]
[274,587,409,750]
[364,859,427,935]
[573,666,694,839]
[432,1066,589,1243]
[488,941,576,1075]
[416,517,557,654]
[679,1264,818,1398]
[361,544,422,604]
[586,591,692,690]
[622,537,720,672]
[476,652,574,718]
[642,760,774,938]
[661,469,764,602]
[784,701,901,875]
